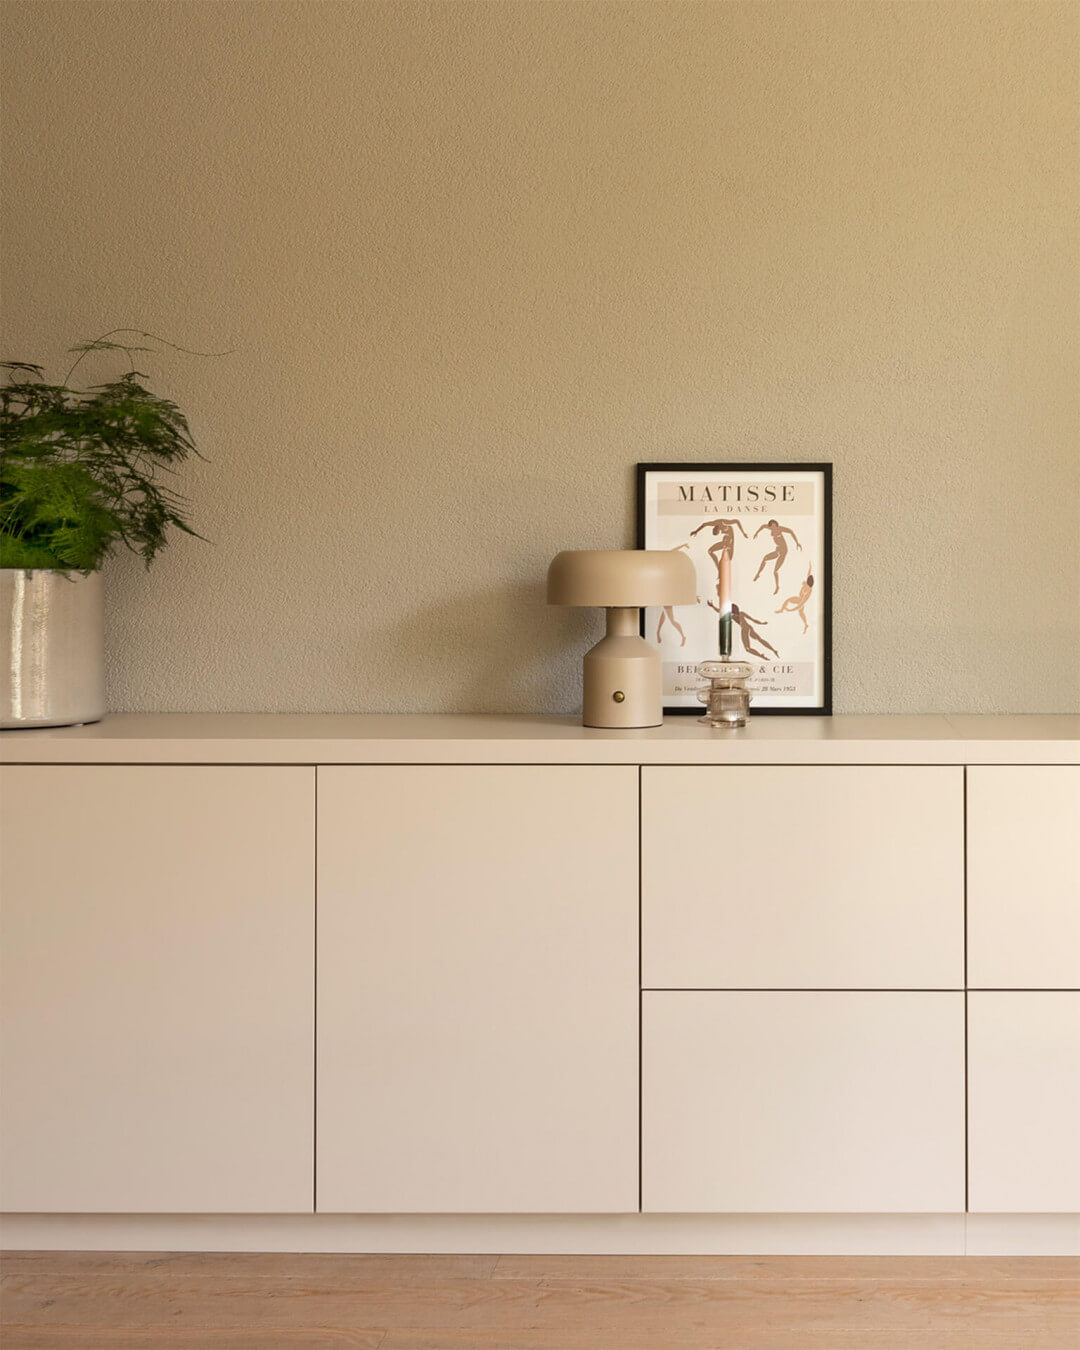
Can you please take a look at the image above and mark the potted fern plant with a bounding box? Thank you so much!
[1,333,204,727]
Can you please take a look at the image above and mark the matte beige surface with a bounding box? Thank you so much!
[2,1,1077,717]
[581,615,662,728]
[643,992,966,1214]
[3,1252,1080,1350]
[547,550,696,607]
[316,765,639,1213]
[967,767,1080,988]
[2,713,1079,764]
[643,766,964,989]
[0,766,315,1213]
[968,993,1080,1214]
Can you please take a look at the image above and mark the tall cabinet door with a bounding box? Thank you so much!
[0,766,315,1213]
[317,765,639,1213]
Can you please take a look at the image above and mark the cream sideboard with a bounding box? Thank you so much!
[0,713,1077,1255]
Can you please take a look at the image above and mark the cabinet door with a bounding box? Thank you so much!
[967,767,1080,989]
[317,765,638,1213]
[0,766,314,1213]
[968,993,1080,1212]
[643,991,965,1213]
[643,767,963,989]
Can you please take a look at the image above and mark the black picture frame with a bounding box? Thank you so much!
[636,462,832,716]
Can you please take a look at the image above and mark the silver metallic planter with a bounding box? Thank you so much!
[2,569,105,728]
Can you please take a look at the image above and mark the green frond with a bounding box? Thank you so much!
[0,338,209,571]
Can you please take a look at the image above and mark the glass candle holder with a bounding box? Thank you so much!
[696,658,754,728]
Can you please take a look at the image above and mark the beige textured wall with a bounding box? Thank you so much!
[2,0,1077,714]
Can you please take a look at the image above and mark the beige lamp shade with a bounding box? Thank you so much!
[547,549,696,608]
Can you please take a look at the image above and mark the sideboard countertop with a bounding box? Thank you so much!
[2,713,1078,764]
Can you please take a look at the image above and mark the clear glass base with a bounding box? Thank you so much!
[696,658,754,729]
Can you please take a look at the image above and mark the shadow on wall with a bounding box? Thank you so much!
[373,579,597,715]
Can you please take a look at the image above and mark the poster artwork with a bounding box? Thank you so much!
[637,464,832,714]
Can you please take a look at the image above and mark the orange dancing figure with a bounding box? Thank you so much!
[656,543,691,646]
[691,517,748,552]
[776,566,814,633]
[691,517,748,587]
[710,600,779,660]
[656,606,687,646]
[753,518,802,594]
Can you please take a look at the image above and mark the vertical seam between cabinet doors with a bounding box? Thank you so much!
[313,765,319,1214]
[638,765,644,1214]
[962,765,969,1216]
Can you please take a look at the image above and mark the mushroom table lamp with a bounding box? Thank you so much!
[547,549,697,728]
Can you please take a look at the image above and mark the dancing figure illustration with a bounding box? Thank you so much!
[776,566,814,633]
[753,518,802,594]
[656,543,691,646]
[656,606,687,646]
[710,600,779,659]
[691,516,748,581]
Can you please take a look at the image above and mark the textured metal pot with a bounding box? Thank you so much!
[2,569,105,728]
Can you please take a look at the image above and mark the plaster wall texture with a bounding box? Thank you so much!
[2,0,1077,714]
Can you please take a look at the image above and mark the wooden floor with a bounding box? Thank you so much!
[1,1251,1078,1348]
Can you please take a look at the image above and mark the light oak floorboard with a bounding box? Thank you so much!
[492,1253,1080,1281]
[5,1330,1077,1350]
[379,1335,1080,1350]
[0,1252,496,1281]
[1,1332,387,1350]
[4,1276,1078,1332]
[2,1253,1077,1349]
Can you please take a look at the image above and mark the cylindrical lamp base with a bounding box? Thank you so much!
[581,610,662,728]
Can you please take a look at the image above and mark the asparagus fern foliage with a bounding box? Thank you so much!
[1,334,207,572]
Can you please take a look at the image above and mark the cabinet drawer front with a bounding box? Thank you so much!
[967,767,1080,989]
[317,765,639,1214]
[643,991,965,1213]
[0,766,315,1214]
[968,992,1080,1213]
[643,766,963,989]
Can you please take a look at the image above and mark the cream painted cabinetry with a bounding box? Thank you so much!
[642,767,963,990]
[968,993,1080,1212]
[643,991,966,1213]
[967,767,1080,989]
[641,766,966,1215]
[965,769,1080,1214]
[0,716,1077,1243]
[316,766,639,1213]
[0,766,315,1213]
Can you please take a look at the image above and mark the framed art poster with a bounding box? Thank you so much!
[636,463,832,714]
